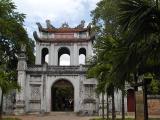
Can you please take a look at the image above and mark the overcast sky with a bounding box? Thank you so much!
[13,0,100,37]
[13,0,100,65]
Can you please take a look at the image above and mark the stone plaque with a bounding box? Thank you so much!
[136,91,144,120]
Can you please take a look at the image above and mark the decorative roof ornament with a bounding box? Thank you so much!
[87,23,92,28]
[46,20,55,29]
[36,22,43,31]
[61,22,69,28]
[75,20,85,29]
[21,44,26,52]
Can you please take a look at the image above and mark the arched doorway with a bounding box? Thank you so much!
[51,79,74,111]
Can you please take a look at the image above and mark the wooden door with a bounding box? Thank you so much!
[127,89,135,112]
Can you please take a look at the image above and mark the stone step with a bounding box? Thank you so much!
[49,112,76,116]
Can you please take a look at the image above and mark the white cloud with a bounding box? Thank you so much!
[13,0,100,33]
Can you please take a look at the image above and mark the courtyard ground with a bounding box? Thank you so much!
[4,112,160,120]
[4,112,96,120]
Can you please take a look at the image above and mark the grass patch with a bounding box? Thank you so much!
[2,118,21,120]
[90,118,133,120]
[90,118,160,120]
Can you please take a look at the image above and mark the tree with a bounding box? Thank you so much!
[113,0,160,119]
[87,35,119,120]
[117,0,160,75]
[0,70,20,119]
[90,0,160,120]
[0,0,35,69]
[91,0,125,119]
[0,0,35,117]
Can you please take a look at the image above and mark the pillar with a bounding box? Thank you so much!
[73,43,78,65]
[49,44,55,65]
[53,46,58,65]
[70,46,74,65]
[35,42,41,65]
[87,41,92,61]
[15,45,27,115]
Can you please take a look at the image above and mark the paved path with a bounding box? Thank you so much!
[5,112,96,120]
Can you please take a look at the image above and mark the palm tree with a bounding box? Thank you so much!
[87,36,120,120]
[116,0,160,119]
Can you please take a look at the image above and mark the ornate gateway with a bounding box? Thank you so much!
[15,20,98,115]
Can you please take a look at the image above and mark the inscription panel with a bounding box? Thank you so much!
[30,75,41,82]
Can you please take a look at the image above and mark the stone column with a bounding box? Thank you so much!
[41,63,47,113]
[15,46,27,115]
[53,46,58,65]
[74,80,80,112]
[49,44,55,65]
[79,72,84,112]
[87,41,92,62]
[70,46,74,65]
[35,42,41,65]
[73,43,78,65]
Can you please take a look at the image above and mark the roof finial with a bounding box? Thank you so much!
[46,19,55,29]
[36,22,43,31]
[75,20,85,28]
[61,22,69,28]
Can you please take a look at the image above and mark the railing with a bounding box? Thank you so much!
[27,65,43,71]
[27,65,88,73]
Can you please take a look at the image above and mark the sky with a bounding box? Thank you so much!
[13,0,100,65]
[13,0,100,37]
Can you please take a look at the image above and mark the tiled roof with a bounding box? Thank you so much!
[40,28,89,33]
[33,31,95,43]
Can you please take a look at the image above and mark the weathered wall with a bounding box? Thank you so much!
[148,95,160,115]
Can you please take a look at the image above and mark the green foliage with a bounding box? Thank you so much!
[0,0,35,69]
[89,0,160,120]
[88,0,124,95]
[150,79,160,94]
[2,118,21,120]
[90,118,160,120]
[0,70,20,94]
[0,0,34,117]
[91,0,120,37]
[90,118,134,120]
[0,0,34,94]
[117,0,160,76]
[147,78,160,94]
[87,36,116,94]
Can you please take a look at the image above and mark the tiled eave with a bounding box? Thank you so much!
[39,28,89,33]
[33,31,95,43]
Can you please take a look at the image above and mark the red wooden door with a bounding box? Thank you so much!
[127,89,135,112]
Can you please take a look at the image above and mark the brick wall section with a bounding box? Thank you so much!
[148,98,160,115]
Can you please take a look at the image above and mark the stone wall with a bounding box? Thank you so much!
[148,95,160,115]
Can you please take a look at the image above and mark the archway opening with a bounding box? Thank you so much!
[51,79,74,111]
[58,47,70,66]
[79,48,86,65]
[41,48,49,64]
